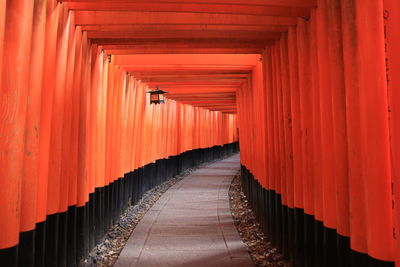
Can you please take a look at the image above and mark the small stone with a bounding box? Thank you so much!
[80,163,195,267]
[228,174,289,267]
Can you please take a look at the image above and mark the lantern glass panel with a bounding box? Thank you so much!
[150,94,159,102]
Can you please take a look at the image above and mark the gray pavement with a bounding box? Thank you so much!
[114,154,254,267]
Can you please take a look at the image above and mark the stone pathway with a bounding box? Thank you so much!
[114,154,253,267]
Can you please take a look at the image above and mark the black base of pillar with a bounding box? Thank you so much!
[240,164,395,267]
[35,221,46,267]
[44,213,59,267]
[304,213,314,267]
[67,206,77,267]
[0,245,18,267]
[18,230,35,267]
[314,220,324,267]
[0,142,240,267]
[58,211,68,267]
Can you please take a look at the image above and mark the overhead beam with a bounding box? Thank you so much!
[114,54,259,66]
[166,95,235,98]
[166,93,235,97]
[146,82,243,87]
[107,48,262,54]
[202,105,237,109]
[147,85,239,89]
[135,74,249,79]
[188,104,237,108]
[141,75,248,81]
[64,0,317,8]
[74,11,298,26]
[82,24,289,32]
[101,41,268,50]
[67,2,310,17]
[178,100,236,104]
[86,30,281,40]
[128,70,251,76]
[91,38,274,46]
[150,88,237,92]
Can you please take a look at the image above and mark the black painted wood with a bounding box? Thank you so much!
[0,143,239,267]
[18,229,35,267]
[45,213,59,267]
[240,164,395,267]
[0,245,18,267]
[35,221,46,267]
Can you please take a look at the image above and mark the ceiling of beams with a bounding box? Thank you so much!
[64,0,316,114]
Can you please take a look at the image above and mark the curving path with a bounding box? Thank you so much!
[115,154,254,267]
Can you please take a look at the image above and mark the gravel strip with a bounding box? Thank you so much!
[81,158,227,267]
[229,174,288,267]
[82,171,193,267]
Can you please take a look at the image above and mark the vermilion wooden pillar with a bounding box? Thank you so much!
[315,3,339,266]
[340,0,369,261]
[276,37,287,258]
[59,10,76,213]
[356,0,394,262]
[47,3,69,217]
[268,45,278,246]
[383,0,400,265]
[316,0,336,232]
[0,1,5,86]
[132,80,141,170]
[100,54,108,186]
[309,8,324,266]
[296,17,316,267]
[296,18,312,217]
[124,76,134,174]
[287,28,305,267]
[0,0,34,260]
[280,33,295,260]
[20,0,45,233]
[18,0,46,266]
[105,55,114,185]
[94,47,103,181]
[88,45,98,199]
[287,27,303,214]
[276,39,286,257]
[252,53,266,186]
[76,31,91,263]
[69,26,83,209]
[59,11,77,267]
[325,1,350,265]
[45,5,71,265]
[279,33,291,207]
[115,64,123,176]
[263,49,274,195]
[37,0,58,227]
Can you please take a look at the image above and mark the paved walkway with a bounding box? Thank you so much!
[115,154,254,267]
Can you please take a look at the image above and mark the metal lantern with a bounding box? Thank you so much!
[147,87,168,104]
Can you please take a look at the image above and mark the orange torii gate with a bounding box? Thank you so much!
[1,0,400,266]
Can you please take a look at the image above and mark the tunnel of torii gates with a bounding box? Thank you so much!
[1,0,400,267]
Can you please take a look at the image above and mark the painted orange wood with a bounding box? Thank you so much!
[0,0,34,248]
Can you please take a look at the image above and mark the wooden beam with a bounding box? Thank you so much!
[135,74,249,79]
[146,82,243,87]
[107,48,263,54]
[64,0,317,8]
[67,2,310,17]
[129,70,251,75]
[114,54,259,65]
[101,41,268,50]
[82,24,289,32]
[74,11,298,26]
[86,30,281,40]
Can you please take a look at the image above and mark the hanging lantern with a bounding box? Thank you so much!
[147,87,168,104]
